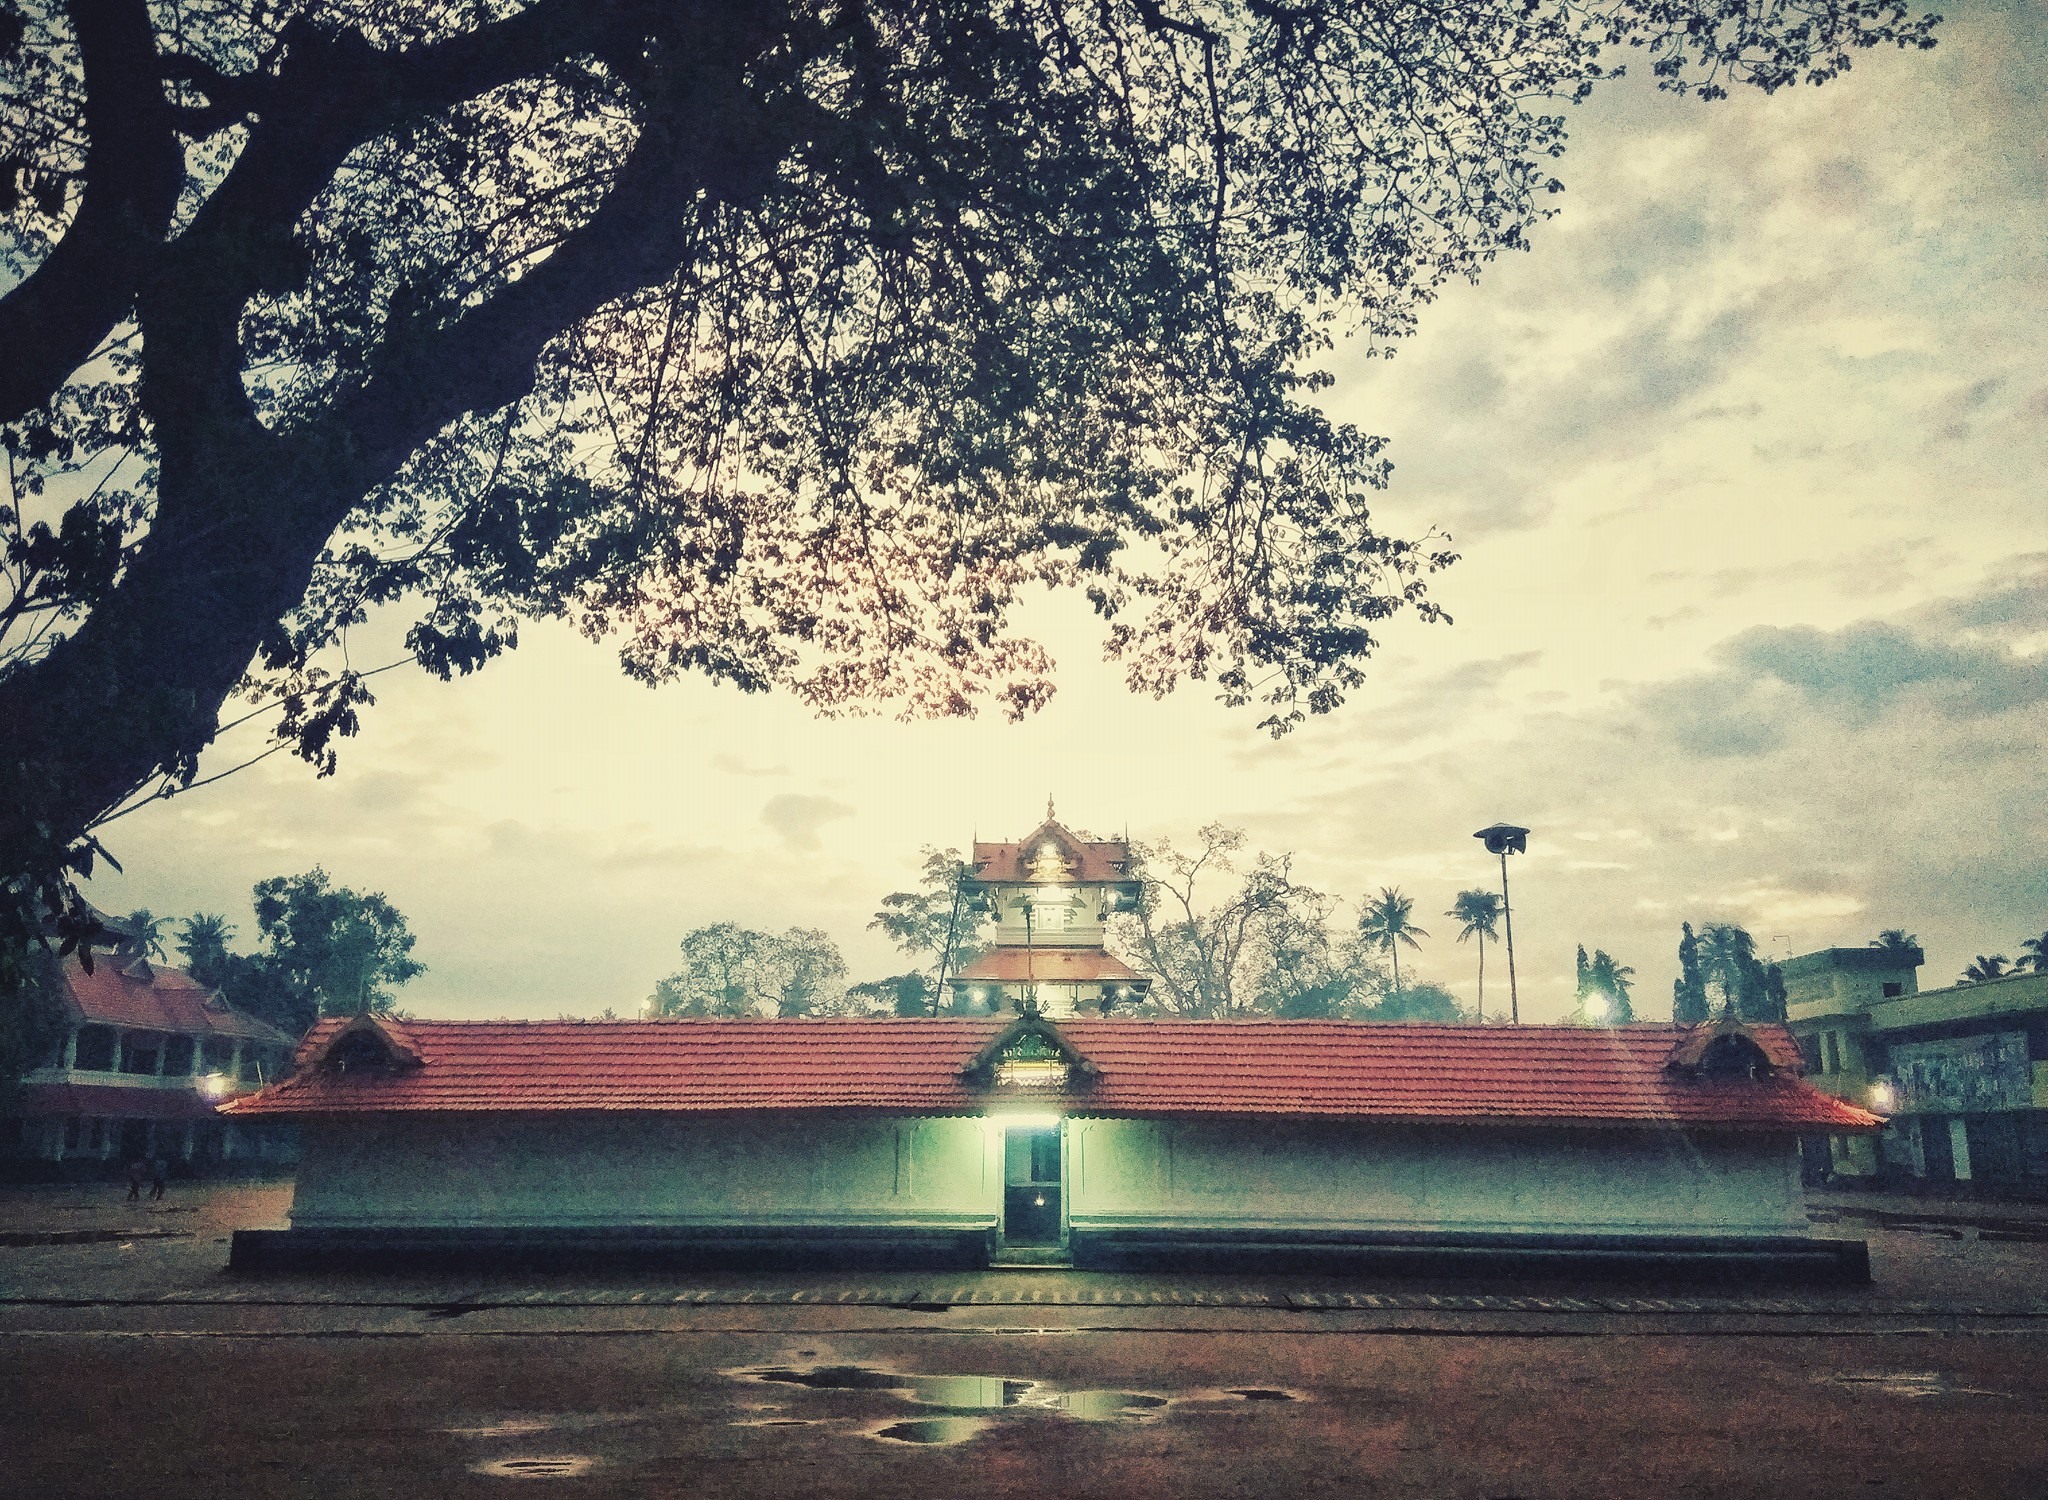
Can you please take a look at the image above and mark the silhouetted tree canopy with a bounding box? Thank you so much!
[0,0,1940,958]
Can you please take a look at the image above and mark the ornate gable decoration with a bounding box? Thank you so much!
[961,1014,1100,1093]
[1665,1017,1777,1081]
[306,1013,427,1075]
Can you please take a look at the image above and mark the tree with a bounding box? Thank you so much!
[121,909,168,960]
[1695,921,1780,1022]
[758,926,848,1017]
[1574,945,1636,1025]
[650,923,850,1016]
[1119,825,1298,1017]
[1446,889,1501,1021]
[174,912,235,985]
[846,973,934,1018]
[1672,921,1710,1025]
[1253,885,1386,1019]
[1358,888,1428,1000]
[1368,979,1466,1023]
[1961,955,2010,985]
[1870,929,1921,962]
[650,922,766,1017]
[0,0,1940,983]
[870,848,990,1004]
[2015,932,2048,974]
[250,868,425,1026]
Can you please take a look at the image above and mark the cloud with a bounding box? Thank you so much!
[711,752,790,778]
[760,793,855,850]
[1640,609,2048,759]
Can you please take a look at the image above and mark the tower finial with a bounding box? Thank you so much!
[1047,794,1055,822]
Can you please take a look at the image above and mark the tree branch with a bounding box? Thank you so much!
[0,0,182,425]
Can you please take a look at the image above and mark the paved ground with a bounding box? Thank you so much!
[5,1181,2048,1498]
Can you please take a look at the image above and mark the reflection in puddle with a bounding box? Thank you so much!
[1026,1390,1169,1423]
[750,1365,913,1392]
[872,1417,989,1447]
[905,1376,1036,1410]
[471,1456,600,1478]
[1829,1372,2013,1400]
[733,1364,1236,1447]
[448,1420,556,1439]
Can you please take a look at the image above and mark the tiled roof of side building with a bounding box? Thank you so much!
[62,956,296,1046]
[223,1018,1881,1133]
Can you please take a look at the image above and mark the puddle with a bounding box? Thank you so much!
[471,1456,600,1478]
[748,1365,914,1392]
[733,1418,821,1428]
[1229,1389,1299,1402]
[1828,1372,2013,1400]
[448,1420,556,1439]
[904,1376,1037,1410]
[1032,1390,1168,1423]
[871,1417,989,1447]
[734,1365,1186,1445]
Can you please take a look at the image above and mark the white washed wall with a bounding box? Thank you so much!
[289,1115,999,1229]
[290,1112,1807,1239]
[1067,1119,1807,1238]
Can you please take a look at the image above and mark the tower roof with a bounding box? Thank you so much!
[972,815,1132,885]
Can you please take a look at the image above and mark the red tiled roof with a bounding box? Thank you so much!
[952,950,1146,983]
[973,819,1133,884]
[16,1082,227,1122]
[224,1019,1879,1132]
[61,957,294,1046]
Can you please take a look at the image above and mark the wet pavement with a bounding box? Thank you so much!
[5,1182,2048,1497]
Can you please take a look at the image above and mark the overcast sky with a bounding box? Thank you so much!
[86,3,2048,1023]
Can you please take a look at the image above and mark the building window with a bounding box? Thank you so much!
[87,1119,104,1151]
[1882,982,1903,998]
[120,1033,162,1075]
[163,1036,196,1075]
[201,1038,235,1072]
[73,1026,117,1072]
[1822,1033,1840,1074]
[63,1119,81,1150]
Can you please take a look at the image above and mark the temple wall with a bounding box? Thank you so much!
[289,1115,1000,1229]
[289,1112,1806,1239]
[1066,1119,1807,1238]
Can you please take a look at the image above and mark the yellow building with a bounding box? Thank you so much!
[1784,947,2048,1198]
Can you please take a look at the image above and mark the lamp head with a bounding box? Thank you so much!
[1474,823,1530,856]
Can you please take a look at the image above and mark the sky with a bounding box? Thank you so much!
[84,2,2048,1023]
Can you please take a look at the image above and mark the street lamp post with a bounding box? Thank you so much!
[1473,824,1530,1023]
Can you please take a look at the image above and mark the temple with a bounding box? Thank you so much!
[948,802,1150,1017]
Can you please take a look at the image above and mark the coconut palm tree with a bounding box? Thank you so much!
[2015,931,2048,973]
[1961,955,2010,984]
[1697,922,1757,1018]
[1446,889,1501,1020]
[123,909,169,960]
[176,913,237,986]
[1360,888,1428,1000]
[1586,949,1637,1024]
[1869,929,1920,961]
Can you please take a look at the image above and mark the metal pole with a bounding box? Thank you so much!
[1500,849,1519,1024]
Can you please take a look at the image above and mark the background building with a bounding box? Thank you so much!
[1784,947,2048,1199]
[2,935,298,1177]
[946,808,1149,1017]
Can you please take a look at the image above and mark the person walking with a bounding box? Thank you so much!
[147,1153,168,1202]
[125,1156,145,1202]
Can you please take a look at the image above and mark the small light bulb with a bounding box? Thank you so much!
[1034,1195,1046,1207]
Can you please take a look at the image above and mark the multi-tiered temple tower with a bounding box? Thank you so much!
[946,803,1150,1017]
